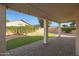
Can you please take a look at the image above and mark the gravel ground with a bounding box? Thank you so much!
[7,37,75,56]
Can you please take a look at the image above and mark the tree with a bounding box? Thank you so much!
[62,25,68,27]
[38,18,51,28]
[70,21,75,27]
[38,18,44,28]
[6,20,9,22]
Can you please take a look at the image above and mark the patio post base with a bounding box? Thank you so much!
[43,43,48,45]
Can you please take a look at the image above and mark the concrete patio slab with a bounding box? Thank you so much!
[7,37,75,56]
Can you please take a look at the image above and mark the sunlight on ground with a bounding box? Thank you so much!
[48,33,57,38]
[7,36,43,50]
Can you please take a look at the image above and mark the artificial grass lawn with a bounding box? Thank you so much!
[7,33,57,50]
[7,36,43,50]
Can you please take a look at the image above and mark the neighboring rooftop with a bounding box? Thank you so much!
[6,19,31,26]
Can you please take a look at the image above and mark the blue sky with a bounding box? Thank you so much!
[6,9,59,27]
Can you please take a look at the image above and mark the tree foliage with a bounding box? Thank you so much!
[6,20,9,22]
[38,18,51,28]
[6,25,39,35]
[62,25,68,27]
[70,21,75,27]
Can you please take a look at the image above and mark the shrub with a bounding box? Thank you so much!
[61,27,76,33]
[6,25,38,35]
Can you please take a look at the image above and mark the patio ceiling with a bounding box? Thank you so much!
[6,3,79,23]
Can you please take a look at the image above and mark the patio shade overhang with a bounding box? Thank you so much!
[0,3,79,55]
[5,3,79,23]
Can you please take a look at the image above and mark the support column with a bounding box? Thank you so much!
[43,19,48,44]
[75,6,79,55]
[58,23,61,37]
[0,5,6,55]
[76,20,79,56]
[75,5,79,55]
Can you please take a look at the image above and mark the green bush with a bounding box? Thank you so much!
[6,25,38,35]
[61,27,76,33]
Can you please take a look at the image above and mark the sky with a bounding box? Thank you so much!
[6,9,71,27]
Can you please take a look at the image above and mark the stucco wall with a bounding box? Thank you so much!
[0,5,6,55]
[76,19,79,55]
[6,20,28,26]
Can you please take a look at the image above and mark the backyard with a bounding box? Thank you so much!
[6,33,57,50]
[6,26,76,50]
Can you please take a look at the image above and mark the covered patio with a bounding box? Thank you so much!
[0,3,79,55]
[7,37,75,56]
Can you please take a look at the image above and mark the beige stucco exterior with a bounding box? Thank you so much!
[76,21,79,55]
[6,20,29,26]
[0,5,6,55]
[43,19,48,44]
[75,8,79,55]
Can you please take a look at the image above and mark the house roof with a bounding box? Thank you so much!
[7,19,31,26]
